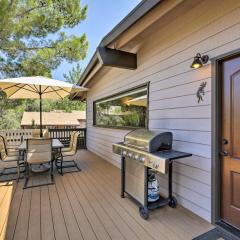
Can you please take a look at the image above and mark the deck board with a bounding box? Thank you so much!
[0,150,213,240]
[40,186,55,240]
[72,173,126,240]
[13,185,31,240]
[80,151,184,240]
[66,173,111,240]
[0,182,17,240]
[48,184,69,240]
[80,157,176,240]
[75,172,138,240]
[3,181,23,240]
[28,185,41,240]
[60,176,98,240]
[55,175,84,240]
[77,170,152,240]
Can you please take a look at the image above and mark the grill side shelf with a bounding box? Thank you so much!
[152,150,192,161]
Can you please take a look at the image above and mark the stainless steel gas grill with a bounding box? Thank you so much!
[113,129,192,219]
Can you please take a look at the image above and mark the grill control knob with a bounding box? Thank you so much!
[140,157,145,162]
[128,152,133,158]
[122,151,127,156]
[154,163,159,169]
[134,155,139,160]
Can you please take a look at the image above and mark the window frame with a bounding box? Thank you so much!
[93,82,149,130]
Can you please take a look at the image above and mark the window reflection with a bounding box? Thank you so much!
[94,85,148,128]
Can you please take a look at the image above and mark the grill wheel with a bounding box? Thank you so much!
[139,206,149,220]
[168,196,178,208]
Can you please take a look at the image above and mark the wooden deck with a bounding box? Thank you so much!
[0,150,213,240]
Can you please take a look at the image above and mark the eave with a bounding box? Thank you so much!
[78,0,163,87]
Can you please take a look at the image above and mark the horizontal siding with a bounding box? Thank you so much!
[86,0,240,222]
[150,105,211,119]
[149,92,211,110]
[150,78,211,101]
[149,118,211,131]
[86,6,240,99]
[87,127,211,145]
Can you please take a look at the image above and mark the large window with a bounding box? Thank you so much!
[93,84,148,129]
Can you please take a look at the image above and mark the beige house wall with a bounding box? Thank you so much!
[85,0,240,222]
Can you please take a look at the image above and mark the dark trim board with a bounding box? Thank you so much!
[193,226,240,240]
[211,54,222,224]
[97,47,137,70]
[211,48,240,230]
[217,221,240,238]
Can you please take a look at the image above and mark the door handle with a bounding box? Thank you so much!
[220,151,229,156]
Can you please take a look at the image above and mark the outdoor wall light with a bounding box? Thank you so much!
[190,53,209,69]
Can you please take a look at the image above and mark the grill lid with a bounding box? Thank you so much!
[124,129,172,152]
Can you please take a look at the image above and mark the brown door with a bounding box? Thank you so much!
[221,55,240,229]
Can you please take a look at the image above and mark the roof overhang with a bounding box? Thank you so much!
[78,0,163,88]
[76,0,190,95]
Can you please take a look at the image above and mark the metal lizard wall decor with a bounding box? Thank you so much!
[197,82,207,103]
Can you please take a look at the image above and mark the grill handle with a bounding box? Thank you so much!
[125,143,146,150]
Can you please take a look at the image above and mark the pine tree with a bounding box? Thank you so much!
[0,0,88,77]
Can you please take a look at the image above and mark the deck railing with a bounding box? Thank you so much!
[0,128,87,149]
[48,128,87,149]
[0,129,33,147]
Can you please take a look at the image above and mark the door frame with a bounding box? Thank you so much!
[211,48,240,230]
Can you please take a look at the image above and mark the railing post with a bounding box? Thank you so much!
[84,128,87,149]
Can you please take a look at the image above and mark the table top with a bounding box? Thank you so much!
[18,138,64,150]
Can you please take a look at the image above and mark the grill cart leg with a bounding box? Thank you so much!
[168,161,177,208]
[121,155,125,198]
[139,166,149,220]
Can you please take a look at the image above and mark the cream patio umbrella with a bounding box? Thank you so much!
[0,76,88,137]
[126,95,148,107]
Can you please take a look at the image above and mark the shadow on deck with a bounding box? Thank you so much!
[0,150,213,240]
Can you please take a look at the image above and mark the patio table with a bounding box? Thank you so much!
[19,138,64,151]
[18,138,64,173]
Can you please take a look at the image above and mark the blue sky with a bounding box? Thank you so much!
[52,0,141,81]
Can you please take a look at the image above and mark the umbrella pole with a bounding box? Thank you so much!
[39,88,43,137]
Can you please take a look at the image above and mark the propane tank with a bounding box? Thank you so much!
[148,171,160,202]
